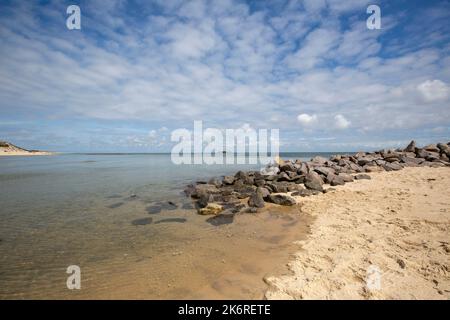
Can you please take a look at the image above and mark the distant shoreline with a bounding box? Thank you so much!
[0,151,54,156]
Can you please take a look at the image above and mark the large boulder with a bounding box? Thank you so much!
[327,174,345,186]
[304,171,324,192]
[267,194,296,206]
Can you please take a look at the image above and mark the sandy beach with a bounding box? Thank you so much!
[264,167,450,300]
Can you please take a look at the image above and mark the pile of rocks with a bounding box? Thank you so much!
[184,141,450,216]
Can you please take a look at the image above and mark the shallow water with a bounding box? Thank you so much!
[0,153,335,299]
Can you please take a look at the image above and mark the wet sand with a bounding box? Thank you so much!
[0,202,312,299]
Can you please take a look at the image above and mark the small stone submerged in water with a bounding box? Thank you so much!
[146,201,179,214]
[183,140,450,219]
[108,202,124,209]
[131,217,153,226]
[206,214,234,226]
[154,218,187,224]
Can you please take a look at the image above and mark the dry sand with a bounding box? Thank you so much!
[0,145,52,156]
[265,167,450,300]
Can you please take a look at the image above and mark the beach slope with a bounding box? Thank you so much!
[265,167,450,299]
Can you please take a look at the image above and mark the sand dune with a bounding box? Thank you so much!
[265,167,450,300]
[0,141,52,156]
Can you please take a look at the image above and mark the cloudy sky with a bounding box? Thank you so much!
[0,0,449,152]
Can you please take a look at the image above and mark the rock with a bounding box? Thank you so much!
[235,170,247,180]
[198,203,224,215]
[132,217,153,226]
[327,174,345,186]
[191,184,220,198]
[267,194,296,206]
[364,165,383,172]
[297,163,309,175]
[223,175,235,185]
[260,166,279,176]
[244,207,259,214]
[383,152,401,162]
[208,177,222,187]
[197,193,214,208]
[280,162,296,173]
[424,144,439,152]
[258,187,271,199]
[291,189,320,197]
[248,189,265,208]
[383,162,402,171]
[437,143,450,153]
[396,258,406,269]
[400,156,423,165]
[206,213,234,225]
[304,171,324,192]
[415,148,430,159]
[272,182,289,193]
[314,166,335,177]
[324,188,336,193]
[425,152,440,162]
[338,173,354,182]
[354,174,371,180]
[234,185,257,198]
[404,140,416,152]
[440,154,450,162]
[254,179,266,187]
[311,156,328,165]
[277,172,291,182]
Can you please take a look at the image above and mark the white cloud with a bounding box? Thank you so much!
[417,80,450,102]
[334,114,351,129]
[297,114,318,127]
[0,1,449,151]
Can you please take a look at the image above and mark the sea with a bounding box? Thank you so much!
[0,152,344,299]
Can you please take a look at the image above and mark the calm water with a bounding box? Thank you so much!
[0,152,340,299]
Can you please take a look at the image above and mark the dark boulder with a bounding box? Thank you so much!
[267,194,296,206]
[327,174,345,186]
[304,171,324,192]
[404,140,416,152]
[248,191,265,208]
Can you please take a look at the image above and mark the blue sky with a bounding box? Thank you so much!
[0,0,449,152]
